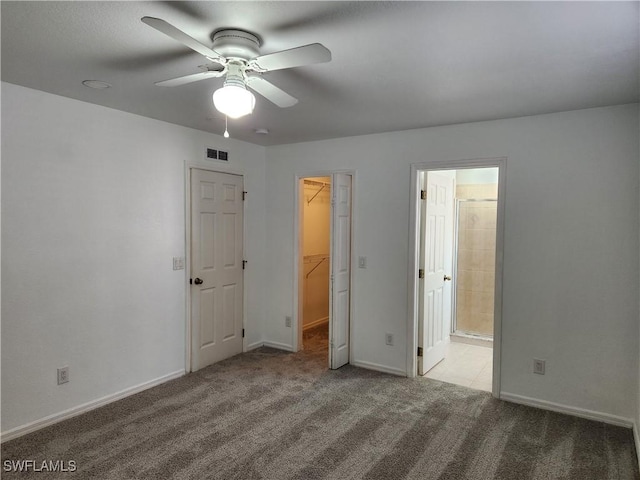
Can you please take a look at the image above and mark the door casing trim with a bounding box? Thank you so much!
[407,158,506,399]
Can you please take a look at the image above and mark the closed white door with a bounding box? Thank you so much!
[419,171,454,375]
[329,173,351,369]
[190,169,244,371]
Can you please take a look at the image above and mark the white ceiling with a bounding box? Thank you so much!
[2,1,638,146]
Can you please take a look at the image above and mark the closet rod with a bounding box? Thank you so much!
[303,179,330,187]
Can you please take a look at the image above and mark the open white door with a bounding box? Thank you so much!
[190,169,244,371]
[329,173,351,369]
[418,171,454,375]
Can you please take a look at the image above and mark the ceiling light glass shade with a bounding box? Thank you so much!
[213,85,256,119]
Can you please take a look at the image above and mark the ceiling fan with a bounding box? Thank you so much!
[141,17,332,119]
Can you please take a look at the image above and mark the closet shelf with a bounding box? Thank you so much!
[304,179,330,205]
[303,254,329,279]
[303,254,329,263]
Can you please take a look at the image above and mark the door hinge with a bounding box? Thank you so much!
[417,347,423,357]
[242,328,245,338]
[242,191,247,201]
[420,190,427,200]
[418,269,424,279]
[242,260,247,270]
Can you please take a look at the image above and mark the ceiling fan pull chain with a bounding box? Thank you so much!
[224,116,230,138]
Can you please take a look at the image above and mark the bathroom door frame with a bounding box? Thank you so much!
[293,170,356,364]
[407,157,506,398]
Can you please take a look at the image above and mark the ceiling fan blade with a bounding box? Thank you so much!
[246,77,298,108]
[141,17,223,61]
[252,43,331,72]
[155,70,224,87]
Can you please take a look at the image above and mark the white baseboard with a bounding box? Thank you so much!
[303,317,329,331]
[246,341,265,351]
[1,369,185,443]
[450,333,493,348]
[262,341,294,352]
[500,392,634,428]
[351,360,406,377]
[634,421,640,470]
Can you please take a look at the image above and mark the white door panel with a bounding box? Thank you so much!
[330,174,351,369]
[191,169,243,371]
[419,172,454,375]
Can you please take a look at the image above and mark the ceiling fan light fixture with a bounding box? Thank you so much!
[213,83,255,119]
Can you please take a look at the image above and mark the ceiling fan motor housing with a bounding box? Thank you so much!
[212,29,261,61]
[224,63,248,87]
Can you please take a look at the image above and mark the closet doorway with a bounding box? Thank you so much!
[295,173,353,369]
[301,177,332,359]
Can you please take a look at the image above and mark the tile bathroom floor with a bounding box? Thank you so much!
[424,341,493,392]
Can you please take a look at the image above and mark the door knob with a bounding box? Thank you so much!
[444,275,452,281]
[194,278,204,285]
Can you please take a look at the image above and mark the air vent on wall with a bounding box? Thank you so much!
[206,148,229,162]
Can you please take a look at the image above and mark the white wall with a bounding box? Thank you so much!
[1,83,266,433]
[265,104,639,420]
[2,82,638,435]
[637,115,640,454]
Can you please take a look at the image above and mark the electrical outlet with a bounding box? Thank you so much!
[57,366,69,385]
[385,333,394,346]
[285,316,292,328]
[533,359,545,375]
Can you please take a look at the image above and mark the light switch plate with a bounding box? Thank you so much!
[358,256,367,268]
[173,256,185,270]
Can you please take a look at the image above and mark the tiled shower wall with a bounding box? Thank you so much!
[455,184,497,336]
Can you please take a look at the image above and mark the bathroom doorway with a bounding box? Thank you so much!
[426,168,498,392]
[411,161,504,396]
